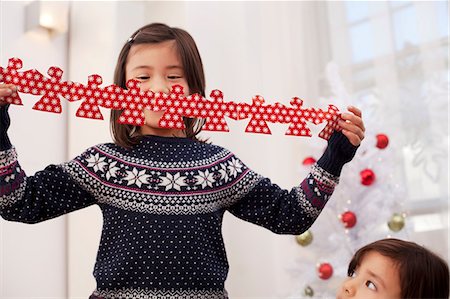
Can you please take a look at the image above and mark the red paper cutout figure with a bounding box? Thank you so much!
[200,89,239,132]
[318,105,341,140]
[153,84,187,129]
[285,97,315,137]
[237,95,282,134]
[0,58,28,106]
[157,88,239,132]
[30,66,65,113]
[74,75,105,119]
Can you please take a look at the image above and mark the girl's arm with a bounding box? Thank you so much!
[0,103,11,151]
[0,104,97,223]
[227,131,357,235]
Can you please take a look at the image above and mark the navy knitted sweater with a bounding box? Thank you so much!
[0,104,356,298]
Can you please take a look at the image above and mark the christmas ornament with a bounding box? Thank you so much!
[340,211,357,228]
[388,213,405,232]
[302,156,316,166]
[304,285,314,297]
[317,262,333,280]
[295,230,313,246]
[0,57,341,139]
[376,133,389,149]
[360,168,376,186]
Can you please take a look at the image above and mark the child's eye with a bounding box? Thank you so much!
[365,280,377,291]
[168,75,182,80]
[136,76,150,81]
[348,270,356,278]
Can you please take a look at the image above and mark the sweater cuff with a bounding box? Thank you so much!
[0,104,12,151]
[317,131,358,176]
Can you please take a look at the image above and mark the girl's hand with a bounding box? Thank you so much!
[0,84,17,106]
[338,106,365,146]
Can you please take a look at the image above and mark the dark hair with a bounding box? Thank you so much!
[110,23,206,148]
[348,238,449,299]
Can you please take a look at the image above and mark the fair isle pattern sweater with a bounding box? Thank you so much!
[0,102,357,299]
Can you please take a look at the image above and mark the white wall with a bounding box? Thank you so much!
[0,1,68,298]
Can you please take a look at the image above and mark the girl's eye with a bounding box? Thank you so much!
[348,270,356,278]
[365,280,377,291]
[136,76,150,80]
[168,75,182,80]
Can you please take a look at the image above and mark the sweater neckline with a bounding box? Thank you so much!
[139,134,195,144]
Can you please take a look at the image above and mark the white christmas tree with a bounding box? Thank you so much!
[287,61,417,298]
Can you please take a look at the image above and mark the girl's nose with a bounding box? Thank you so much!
[148,78,170,94]
[342,280,356,297]
[345,287,355,296]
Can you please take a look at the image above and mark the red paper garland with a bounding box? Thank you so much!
[0,57,342,139]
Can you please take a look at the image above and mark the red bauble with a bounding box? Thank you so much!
[302,156,316,166]
[376,134,389,149]
[318,263,333,280]
[360,168,376,186]
[341,211,357,228]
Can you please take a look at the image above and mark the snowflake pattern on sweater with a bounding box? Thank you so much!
[0,135,339,299]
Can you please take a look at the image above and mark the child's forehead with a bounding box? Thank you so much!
[358,251,402,296]
[126,41,182,69]
[360,251,398,270]
[128,41,178,57]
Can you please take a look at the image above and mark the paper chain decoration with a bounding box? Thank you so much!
[0,57,341,139]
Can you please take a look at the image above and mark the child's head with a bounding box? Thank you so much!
[110,23,206,147]
[337,238,449,299]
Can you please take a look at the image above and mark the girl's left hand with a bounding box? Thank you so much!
[338,106,365,146]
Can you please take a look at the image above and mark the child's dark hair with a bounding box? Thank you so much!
[348,238,449,299]
[110,23,206,148]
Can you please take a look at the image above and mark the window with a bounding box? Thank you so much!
[326,0,448,257]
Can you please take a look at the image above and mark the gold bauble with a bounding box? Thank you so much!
[296,230,313,246]
[304,285,314,297]
[388,213,405,232]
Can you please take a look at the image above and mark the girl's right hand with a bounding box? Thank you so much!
[0,84,17,106]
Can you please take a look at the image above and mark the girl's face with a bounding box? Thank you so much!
[336,251,402,299]
[126,40,189,137]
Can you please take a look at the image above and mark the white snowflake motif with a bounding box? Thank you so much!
[123,167,150,187]
[86,153,107,173]
[105,161,120,180]
[158,172,187,191]
[195,169,215,189]
[227,157,243,178]
[4,173,15,183]
[218,163,230,183]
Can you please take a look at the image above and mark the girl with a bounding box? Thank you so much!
[0,23,365,298]
[337,238,450,299]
